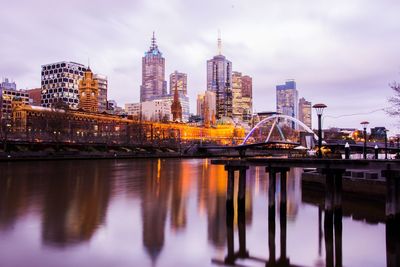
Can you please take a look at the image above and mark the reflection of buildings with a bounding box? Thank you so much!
[41,161,112,246]
[141,159,169,263]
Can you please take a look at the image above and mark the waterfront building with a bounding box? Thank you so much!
[94,74,108,112]
[0,87,29,119]
[169,71,187,95]
[41,61,87,109]
[232,72,253,123]
[276,80,298,129]
[140,32,167,102]
[298,97,312,129]
[206,33,232,119]
[11,99,244,145]
[26,88,42,106]
[78,68,99,113]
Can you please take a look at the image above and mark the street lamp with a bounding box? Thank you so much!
[360,121,369,159]
[313,103,327,158]
[384,129,388,160]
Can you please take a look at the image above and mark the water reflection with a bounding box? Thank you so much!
[0,159,394,266]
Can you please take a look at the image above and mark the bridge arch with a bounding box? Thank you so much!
[242,114,318,145]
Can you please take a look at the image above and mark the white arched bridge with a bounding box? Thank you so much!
[242,114,318,145]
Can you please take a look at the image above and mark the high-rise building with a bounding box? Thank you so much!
[276,80,298,129]
[206,33,232,119]
[41,61,87,109]
[196,91,216,125]
[94,74,107,112]
[140,32,167,102]
[232,72,253,123]
[1,78,16,90]
[169,71,187,95]
[298,97,312,129]
[78,68,99,112]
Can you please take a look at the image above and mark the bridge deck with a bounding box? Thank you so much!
[211,158,400,170]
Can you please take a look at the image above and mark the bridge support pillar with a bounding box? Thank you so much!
[383,169,400,267]
[322,168,345,267]
[223,164,249,264]
[266,167,290,266]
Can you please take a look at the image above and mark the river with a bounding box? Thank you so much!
[0,158,388,267]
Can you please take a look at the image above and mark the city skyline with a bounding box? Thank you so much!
[1,0,399,132]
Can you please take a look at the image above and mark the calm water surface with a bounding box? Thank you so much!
[0,159,388,267]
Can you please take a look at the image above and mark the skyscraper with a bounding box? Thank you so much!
[41,61,87,109]
[140,32,167,102]
[169,71,187,95]
[276,80,299,129]
[206,33,232,119]
[94,74,107,112]
[232,72,253,123]
[298,97,312,129]
[78,68,99,112]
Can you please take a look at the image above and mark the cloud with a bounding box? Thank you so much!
[1,0,400,132]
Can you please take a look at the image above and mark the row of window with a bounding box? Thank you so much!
[42,68,84,76]
[42,78,77,85]
[42,73,81,80]
[42,88,78,94]
[42,63,86,71]
[42,98,79,104]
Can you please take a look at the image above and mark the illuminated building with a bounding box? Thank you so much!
[41,61,87,109]
[94,74,107,112]
[169,71,187,95]
[26,88,42,106]
[298,97,312,129]
[232,72,253,123]
[140,32,167,102]
[171,82,182,122]
[11,98,244,145]
[78,68,99,112]
[207,33,232,119]
[0,87,29,119]
[276,80,298,129]
[197,91,216,126]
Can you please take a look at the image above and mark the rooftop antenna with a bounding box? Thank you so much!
[151,31,157,49]
[87,57,90,69]
[217,29,222,55]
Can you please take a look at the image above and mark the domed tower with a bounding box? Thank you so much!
[78,67,99,112]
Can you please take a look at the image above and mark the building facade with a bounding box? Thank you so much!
[26,88,42,106]
[41,61,87,109]
[94,74,108,112]
[78,68,99,112]
[298,97,312,129]
[149,94,189,122]
[140,32,167,102]
[1,78,16,90]
[196,91,216,126]
[231,72,253,123]
[169,71,187,95]
[125,101,172,122]
[0,88,29,119]
[206,36,232,120]
[276,80,298,129]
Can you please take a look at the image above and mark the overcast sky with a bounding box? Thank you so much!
[1,0,400,133]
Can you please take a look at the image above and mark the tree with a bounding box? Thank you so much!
[387,82,400,117]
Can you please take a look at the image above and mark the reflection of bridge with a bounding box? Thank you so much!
[211,158,400,267]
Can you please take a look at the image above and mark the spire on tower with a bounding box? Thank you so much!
[151,31,157,49]
[217,29,222,55]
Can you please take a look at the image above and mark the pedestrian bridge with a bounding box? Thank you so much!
[242,114,318,145]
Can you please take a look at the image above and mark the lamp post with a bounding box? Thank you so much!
[313,103,327,158]
[344,142,350,159]
[384,129,388,160]
[360,121,369,159]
